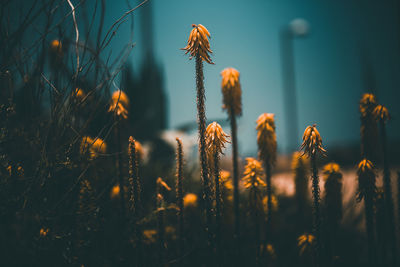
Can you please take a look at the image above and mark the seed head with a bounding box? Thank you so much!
[108,90,129,120]
[221,67,242,116]
[373,104,390,123]
[182,24,213,64]
[356,159,376,202]
[243,158,266,189]
[300,124,326,157]
[256,113,277,165]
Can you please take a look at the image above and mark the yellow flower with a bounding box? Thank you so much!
[110,184,120,199]
[242,158,266,189]
[108,90,129,119]
[182,24,213,64]
[359,93,377,118]
[183,193,198,208]
[298,234,315,256]
[205,122,230,167]
[256,113,277,165]
[262,195,278,214]
[221,67,242,116]
[220,170,233,190]
[373,104,390,122]
[356,159,376,202]
[300,124,326,157]
[80,136,107,159]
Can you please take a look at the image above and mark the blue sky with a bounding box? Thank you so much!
[105,0,400,154]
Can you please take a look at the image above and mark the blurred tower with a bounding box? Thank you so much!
[125,1,167,141]
[279,19,309,153]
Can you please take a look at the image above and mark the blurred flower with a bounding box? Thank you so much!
[221,67,242,116]
[243,158,266,189]
[263,195,278,214]
[80,136,107,159]
[359,93,377,118]
[73,88,85,102]
[373,104,390,123]
[260,243,276,260]
[143,229,157,244]
[183,193,198,208]
[39,228,49,237]
[50,39,63,56]
[300,124,326,157]
[110,184,120,199]
[256,113,277,165]
[322,163,341,181]
[298,234,315,256]
[220,170,233,190]
[356,159,376,202]
[182,24,213,64]
[108,90,129,120]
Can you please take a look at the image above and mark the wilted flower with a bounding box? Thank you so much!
[80,136,107,159]
[373,104,390,123]
[298,234,315,256]
[182,24,213,64]
[256,113,277,165]
[243,158,266,189]
[183,193,198,208]
[221,67,242,116]
[300,124,326,157]
[108,90,129,120]
[356,159,376,202]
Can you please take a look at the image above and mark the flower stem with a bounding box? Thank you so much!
[176,138,185,265]
[264,160,272,245]
[310,154,321,267]
[214,152,222,266]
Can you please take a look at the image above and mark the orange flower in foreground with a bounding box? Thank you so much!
[182,24,213,64]
[300,124,326,157]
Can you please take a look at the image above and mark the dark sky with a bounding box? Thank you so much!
[106,0,400,154]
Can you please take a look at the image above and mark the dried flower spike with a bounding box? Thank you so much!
[301,124,326,157]
[256,113,277,165]
[298,234,315,256]
[182,24,213,64]
[221,67,242,116]
[243,158,266,189]
[373,104,390,122]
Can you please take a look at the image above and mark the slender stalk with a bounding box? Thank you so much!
[264,160,272,244]
[175,138,184,265]
[229,108,240,248]
[379,121,396,266]
[310,154,321,267]
[195,54,212,246]
[365,193,377,267]
[116,122,126,222]
[214,152,222,266]
[128,137,142,267]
